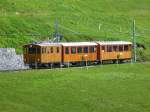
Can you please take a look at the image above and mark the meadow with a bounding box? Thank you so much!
[0,1,150,111]
[0,62,150,112]
[0,0,150,53]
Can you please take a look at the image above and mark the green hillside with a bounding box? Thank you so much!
[0,0,150,54]
[0,63,150,112]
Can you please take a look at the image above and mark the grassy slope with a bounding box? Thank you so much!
[0,0,150,53]
[0,63,150,112]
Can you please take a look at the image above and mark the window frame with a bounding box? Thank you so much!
[42,48,44,54]
[89,46,95,53]
[71,47,76,54]
[56,47,59,53]
[124,45,129,51]
[107,46,112,52]
[29,47,36,54]
[84,46,89,53]
[77,47,82,54]
[50,47,53,53]
[102,46,105,52]
[113,45,118,52]
[119,45,123,51]
[37,48,41,54]
[65,47,69,54]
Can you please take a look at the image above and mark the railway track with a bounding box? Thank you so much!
[0,62,140,72]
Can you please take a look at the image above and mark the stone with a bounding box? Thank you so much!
[0,48,29,71]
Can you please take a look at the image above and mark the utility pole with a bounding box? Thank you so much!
[54,19,58,35]
[132,19,136,63]
[48,16,51,41]
[54,19,59,42]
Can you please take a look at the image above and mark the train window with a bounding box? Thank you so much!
[107,46,112,52]
[42,48,45,53]
[90,46,95,53]
[113,46,118,51]
[57,47,59,53]
[45,48,47,53]
[37,48,41,54]
[124,45,128,51]
[51,47,53,53]
[65,47,69,54]
[119,45,123,51]
[42,48,46,54]
[42,48,44,53]
[47,48,50,53]
[77,47,82,53]
[102,46,105,51]
[29,48,36,54]
[71,47,76,54]
[84,47,88,53]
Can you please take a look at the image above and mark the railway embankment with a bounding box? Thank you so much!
[0,48,28,71]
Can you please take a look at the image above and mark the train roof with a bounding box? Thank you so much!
[24,41,132,47]
[26,42,62,46]
[32,42,97,46]
[97,41,132,45]
[61,42,98,46]
[36,43,61,46]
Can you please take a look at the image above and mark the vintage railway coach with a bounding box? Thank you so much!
[61,42,98,64]
[23,41,132,68]
[23,42,62,66]
[97,41,132,63]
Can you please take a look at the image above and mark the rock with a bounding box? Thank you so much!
[0,48,29,71]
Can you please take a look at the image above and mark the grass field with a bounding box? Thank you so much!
[0,63,150,112]
[0,0,150,53]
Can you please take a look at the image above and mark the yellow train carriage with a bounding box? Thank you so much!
[97,41,132,63]
[23,42,62,66]
[61,42,98,64]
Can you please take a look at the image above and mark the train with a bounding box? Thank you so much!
[23,41,132,68]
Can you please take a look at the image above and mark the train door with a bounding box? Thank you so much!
[28,45,39,66]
